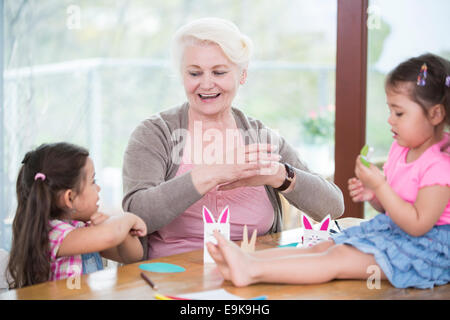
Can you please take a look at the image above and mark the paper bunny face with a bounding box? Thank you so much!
[300,214,332,247]
[203,206,230,263]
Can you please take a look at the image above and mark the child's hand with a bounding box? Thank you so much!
[129,214,147,237]
[348,177,375,202]
[89,212,110,226]
[354,155,386,191]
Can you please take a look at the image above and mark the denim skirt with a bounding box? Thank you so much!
[332,214,449,289]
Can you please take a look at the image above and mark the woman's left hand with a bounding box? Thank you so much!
[354,155,386,191]
[217,161,284,191]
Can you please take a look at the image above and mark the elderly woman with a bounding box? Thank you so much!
[122,17,344,260]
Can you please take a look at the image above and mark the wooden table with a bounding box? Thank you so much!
[1,221,449,300]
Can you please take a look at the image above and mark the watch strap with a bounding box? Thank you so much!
[275,163,294,192]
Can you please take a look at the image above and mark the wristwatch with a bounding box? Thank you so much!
[275,163,295,192]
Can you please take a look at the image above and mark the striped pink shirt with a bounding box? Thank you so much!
[48,219,85,281]
[147,147,275,259]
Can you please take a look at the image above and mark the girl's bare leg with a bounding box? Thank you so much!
[255,243,387,284]
[207,231,387,287]
[250,240,334,259]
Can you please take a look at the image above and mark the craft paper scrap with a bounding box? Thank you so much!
[178,288,244,300]
[139,263,185,273]
[240,225,257,253]
[278,242,299,248]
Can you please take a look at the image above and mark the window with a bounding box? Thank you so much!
[1,0,337,250]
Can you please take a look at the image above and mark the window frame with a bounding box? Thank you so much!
[0,0,5,245]
[334,0,368,218]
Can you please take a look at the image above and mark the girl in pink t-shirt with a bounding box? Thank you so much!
[206,53,450,289]
[7,142,147,289]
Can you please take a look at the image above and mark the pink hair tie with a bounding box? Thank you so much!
[34,173,46,181]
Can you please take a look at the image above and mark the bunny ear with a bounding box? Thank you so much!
[218,206,230,224]
[203,206,215,224]
[243,225,248,243]
[302,214,313,230]
[319,215,331,231]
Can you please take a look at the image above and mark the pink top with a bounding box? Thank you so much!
[383,133,450,225]
[48,219,85,281]
[147,153,275,259]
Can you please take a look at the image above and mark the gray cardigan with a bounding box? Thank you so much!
[122,102,344,259]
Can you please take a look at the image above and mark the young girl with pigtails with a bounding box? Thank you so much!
[7,142,147,289]
[207,53,450,289]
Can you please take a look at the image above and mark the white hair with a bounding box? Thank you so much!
[171,17,254,72]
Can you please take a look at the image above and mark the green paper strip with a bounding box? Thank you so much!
[360,144,369,156]
[360,155,371,168]
[360,145,371,168]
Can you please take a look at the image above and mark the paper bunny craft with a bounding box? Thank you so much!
[297,214,332,248]
[203,206,230,264]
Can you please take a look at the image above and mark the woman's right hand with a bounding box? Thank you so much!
[347,177,375,202]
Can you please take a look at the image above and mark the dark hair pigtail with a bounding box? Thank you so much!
[8,173,52,288]
[25,179,53,285]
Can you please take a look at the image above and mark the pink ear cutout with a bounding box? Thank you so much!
[219,207,229,224]
[203,206,214,224]
[302,215,313,230]
[319,217,330,231]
